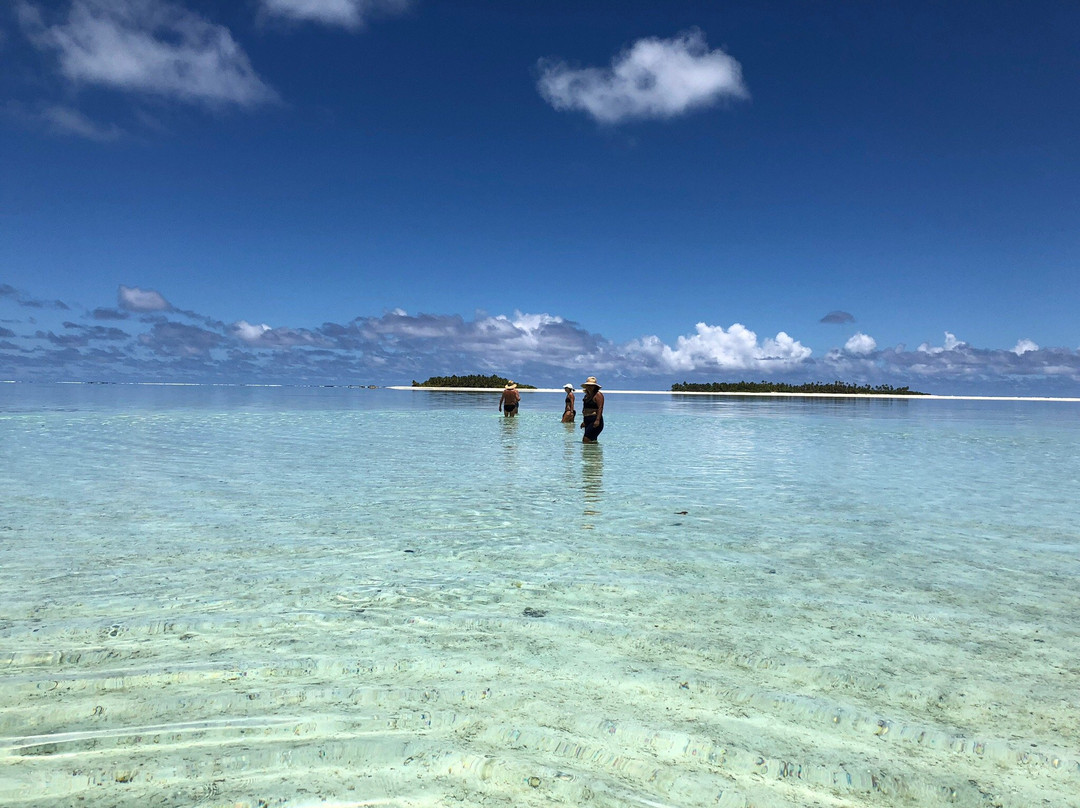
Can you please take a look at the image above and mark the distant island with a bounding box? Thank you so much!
[412,374,537,389]
[671,380,927,395]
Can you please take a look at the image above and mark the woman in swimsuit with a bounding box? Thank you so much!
[561,383,576,423]
[579,376,604,442]
[499,382,520,417]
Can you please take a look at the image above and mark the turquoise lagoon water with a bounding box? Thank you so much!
[1,383,1078,807]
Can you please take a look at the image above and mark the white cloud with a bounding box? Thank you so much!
[537,29,748,124]
[38,105,123,140]
[231,319,325,348]
[11,281,1080,393]
[496,312,568,350]
[844,332,877,355]
[260,0,411,29]
[917,331,965,354]
[232,320,272,344]
[118,284,170,312]
[625,322,811,372]
[510,311,563,332]
[22,0,276,108]
[316,309,606,375]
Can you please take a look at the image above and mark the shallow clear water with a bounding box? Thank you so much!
[1,384,1079,807]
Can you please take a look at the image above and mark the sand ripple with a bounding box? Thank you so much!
[4,575,1079,808]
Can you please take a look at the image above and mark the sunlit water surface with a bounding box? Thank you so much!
[1,384,1078,808]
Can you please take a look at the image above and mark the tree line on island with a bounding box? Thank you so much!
[412,374,537,389]
[411,375,925,395]
[671,380,927,395]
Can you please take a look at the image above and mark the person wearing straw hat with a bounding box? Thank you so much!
[499,381,520,417]
[561,383,576,423]
[579,377,604,442]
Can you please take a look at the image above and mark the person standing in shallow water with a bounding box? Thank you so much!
[561,383,576,423]
[499,382,520,417]
[579,376,604,442]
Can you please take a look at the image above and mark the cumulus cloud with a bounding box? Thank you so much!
[232,320,272,343]
[624,322,811,373]
[821,310,855,324]
[6,282,1080,394]
[260,0,411,29]
[917,331,965,354]
[20,0,276,108]
[321,310,604,369]
[887,344,1075,383]
[118,285,170,312]
[538,29,748,124]
[813,328,1080,394]
[230,319,325,348]
[844,332,877,355]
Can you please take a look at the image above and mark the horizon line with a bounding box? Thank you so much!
[4,380,1079,402]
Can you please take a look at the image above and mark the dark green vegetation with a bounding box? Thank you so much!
[413,374,537,389]
[671,380,927,395]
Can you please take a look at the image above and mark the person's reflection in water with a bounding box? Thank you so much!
[500,412,518,475]
[562,427,577,489]
[581,443,603,529]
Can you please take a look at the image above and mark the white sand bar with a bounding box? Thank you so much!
[389,386,1080,402]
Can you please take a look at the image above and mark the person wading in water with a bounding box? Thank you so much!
[561,383,576,423]
[579,377,604,442]
[499,381,520,417]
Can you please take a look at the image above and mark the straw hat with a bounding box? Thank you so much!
[563,383,573,390]
[504,381,517,389]
[581,376,601,389]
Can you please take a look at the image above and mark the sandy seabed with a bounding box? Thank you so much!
[2,525,1077,808]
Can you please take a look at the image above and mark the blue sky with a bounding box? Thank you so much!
[2,1,1078,394]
